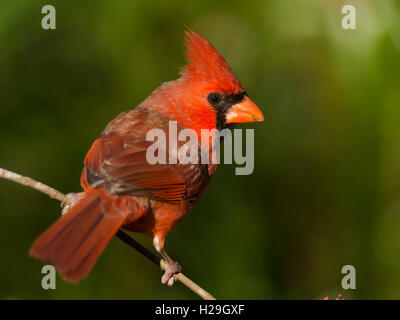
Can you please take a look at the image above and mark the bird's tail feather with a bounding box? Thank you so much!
[30,189,126,283]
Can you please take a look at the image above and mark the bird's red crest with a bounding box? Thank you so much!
[181,28,243,94]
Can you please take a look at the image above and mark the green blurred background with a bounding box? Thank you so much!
[1,0,399,299]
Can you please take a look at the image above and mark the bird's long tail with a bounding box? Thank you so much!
[30,188,126,283]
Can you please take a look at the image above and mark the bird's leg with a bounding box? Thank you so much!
[61,192,85,215]
[153,236,182,287]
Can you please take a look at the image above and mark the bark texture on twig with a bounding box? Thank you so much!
[0,166,216,300]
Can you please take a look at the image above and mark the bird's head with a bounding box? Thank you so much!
[179,28,264,131]
[145,28,264,134]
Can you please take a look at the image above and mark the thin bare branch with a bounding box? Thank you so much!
[0,167,67,203]
[0,166,216,300]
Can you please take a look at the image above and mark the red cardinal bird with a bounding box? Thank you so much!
[30,28,264,285]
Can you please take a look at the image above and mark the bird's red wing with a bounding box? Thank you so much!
[101,140,187,202]
[83,134,204,203]
[82,106,210,204]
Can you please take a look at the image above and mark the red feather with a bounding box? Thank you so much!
[181,28,243,94]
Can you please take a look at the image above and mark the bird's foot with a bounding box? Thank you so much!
[61,192,85,215]
[161,260,182,287]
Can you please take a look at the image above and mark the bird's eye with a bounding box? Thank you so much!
[207,93,222,106]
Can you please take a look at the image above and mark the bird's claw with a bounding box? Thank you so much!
[161,261,182,287]
[61,192,85,215]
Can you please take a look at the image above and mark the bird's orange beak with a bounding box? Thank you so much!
[225,96,264,124]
